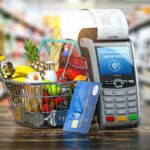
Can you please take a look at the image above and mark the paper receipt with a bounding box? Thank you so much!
[89,9,128,40]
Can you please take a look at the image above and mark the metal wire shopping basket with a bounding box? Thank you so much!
[0,39,88,128]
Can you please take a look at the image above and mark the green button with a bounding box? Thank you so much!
[129,114,138,121]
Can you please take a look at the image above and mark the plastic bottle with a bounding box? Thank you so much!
[44,61,57,82]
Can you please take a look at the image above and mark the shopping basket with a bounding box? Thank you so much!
[0,39,87,128]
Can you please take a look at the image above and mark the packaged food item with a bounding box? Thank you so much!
[26,72,43,83]
[13,105,22,121]
[21,73,43,112]
[23,111,44,128]
[44,110,68,127]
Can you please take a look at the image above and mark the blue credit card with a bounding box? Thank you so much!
[63,81,101,134]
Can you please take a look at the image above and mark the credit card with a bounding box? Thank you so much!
[63,81,101,134]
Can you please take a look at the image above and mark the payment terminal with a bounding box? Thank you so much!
[78,9,141,129]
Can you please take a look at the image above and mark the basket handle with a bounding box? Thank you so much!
[38,39,82,56]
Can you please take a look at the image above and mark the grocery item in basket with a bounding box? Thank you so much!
[23,111,44,128]
[12,65,36,79]
[24,40,48,78]
[54,97,63,105]
[73,75,87,81]
[0,55,15,79]
[44,61,57,82]
[13,77,26,82]
[62,45,69,57]
[26,72,42,83]
[56,68,68,83]
[42,104,52,112]
[48,84,62,96]
[30,99,42,112]
[42,91,51,104]
[22,85,43,112]
[44,80,62,96]
[44,110,68,127]
[66,68,79,80]
[22,98,31,112]
[13,105,22,121]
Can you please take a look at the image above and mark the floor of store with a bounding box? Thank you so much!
[0,98,149,150]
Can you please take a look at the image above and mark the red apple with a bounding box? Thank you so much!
[54,97,63,105]
[42,92,51,104]
[42,104,51,112]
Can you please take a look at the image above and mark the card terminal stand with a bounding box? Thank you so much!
[77,10,141,129]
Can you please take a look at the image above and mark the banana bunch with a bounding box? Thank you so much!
[12,66,36,82]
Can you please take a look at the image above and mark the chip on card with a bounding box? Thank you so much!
[63,81,101,134]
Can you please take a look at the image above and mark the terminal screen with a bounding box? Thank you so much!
[96,47,133,75]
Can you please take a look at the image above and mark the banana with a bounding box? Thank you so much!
[14,66,36,77]
[15,66,36,72]
[12,72,27,78]
[13,77,26,82]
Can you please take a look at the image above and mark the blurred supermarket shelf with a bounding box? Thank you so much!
[5,31,42,42]
[137,61,150,70]
[130,17,150,32]
[138,74,150,85]
[0,5,46,35]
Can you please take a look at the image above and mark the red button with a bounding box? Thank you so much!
[106,116,115,122]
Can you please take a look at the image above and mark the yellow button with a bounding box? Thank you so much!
[117,116,127,122]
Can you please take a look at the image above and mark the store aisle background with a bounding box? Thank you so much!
[0,0,150,114]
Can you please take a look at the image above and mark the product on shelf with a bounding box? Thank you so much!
[24,40,48,78]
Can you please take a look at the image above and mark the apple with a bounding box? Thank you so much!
[43,79,51,90]
[42,91,51,104]
[48,84,62,96]
[42,104,51,112]
[53,97,63,105]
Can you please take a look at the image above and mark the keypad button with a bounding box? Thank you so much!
[127,89,136,95]
[116,103,126,108]
[117,116,127,122]
[104,103,114,108]
[103,91,113,96]
[128,101,137,107]
[106,116,115,122]
[115,97,126,102]
[129,114,138,121]
[103,97,113,102]
[128,95,136,101]
[117,109,126,115]
[105,109,115,115]
[115,91,125,96]
[129,107,137,114]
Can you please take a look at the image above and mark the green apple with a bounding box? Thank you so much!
[48,84,62,96]
[43,80,51,90]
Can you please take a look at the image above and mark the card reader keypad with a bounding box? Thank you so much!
[102,87,138,123]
